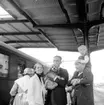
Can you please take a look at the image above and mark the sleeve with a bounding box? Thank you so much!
[80,55,89,64]
[84,55,89,62]
[54,69,69,87]
[67,71,78,86]
[10,82,18,96]
[27,77,37,105]
[80,67,93,85]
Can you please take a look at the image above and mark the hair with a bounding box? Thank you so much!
[33,63,44,77]
[78,45,87,50]
[33,63,44,70]
[54,55,62,61]
[22,68,29,76]
[75,60,86,66]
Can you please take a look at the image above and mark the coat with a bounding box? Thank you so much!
[68,66,94,105]
[27,74,46,105]
[10,75,30,105]
[45,68,69,105]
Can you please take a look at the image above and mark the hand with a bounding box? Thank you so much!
[65,86,72,92]
[54,75,64,81]
[71,79,80,86]
[71,79,77,84]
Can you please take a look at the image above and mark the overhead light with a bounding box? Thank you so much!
[0,6,13,19]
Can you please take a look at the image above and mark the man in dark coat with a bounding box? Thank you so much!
[45,55,69,105]
[67,60,94,105]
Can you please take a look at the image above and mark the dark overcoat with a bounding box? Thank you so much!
[68,66,94,105]
[45,68,69,105]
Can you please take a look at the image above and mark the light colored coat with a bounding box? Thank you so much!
[10,75,30,105]
[27,74,46,105]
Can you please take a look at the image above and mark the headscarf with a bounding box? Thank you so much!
[23,68,34,75]
[15,68,34,92]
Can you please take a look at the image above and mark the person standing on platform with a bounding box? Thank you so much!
[67,60,94,105]
[45,55,69,105]
[10,68,34,105]
[27,63,47,105]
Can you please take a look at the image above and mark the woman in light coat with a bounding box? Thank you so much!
[10,68,34,105]
[27,63,47,105]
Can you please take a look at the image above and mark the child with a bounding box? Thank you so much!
[77,45,89,64]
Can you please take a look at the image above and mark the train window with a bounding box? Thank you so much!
[0,53,9,77]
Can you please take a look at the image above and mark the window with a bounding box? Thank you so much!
[0,53,9,77]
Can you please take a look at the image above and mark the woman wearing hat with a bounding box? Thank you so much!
[10,68,34,105]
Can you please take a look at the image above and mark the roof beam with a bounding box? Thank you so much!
[76,0,90,50]
[1,18,104,30]
[7,0,37,26]
[33,23,82,29]
[58,0,70,23]
[5,40,49,43]
[15,46,54,49]
[7,0,58,48]
[88,19,104,28]
[76,0,86,21]
[0,19,82,29]
[0,32,41,35]
[0,19,29,23]
[57,0,79,45]
[0,18,104,30]
[0,18,104,29]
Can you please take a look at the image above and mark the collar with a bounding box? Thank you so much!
[78,72,83,76]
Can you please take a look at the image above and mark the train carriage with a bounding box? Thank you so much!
[0,41,48,105]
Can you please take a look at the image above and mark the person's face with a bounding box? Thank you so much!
[53,56,61,68]
[78,47,87,55]
[75,62,85,72]
[35,64,43,75]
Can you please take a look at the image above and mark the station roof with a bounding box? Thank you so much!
[0,0,104,52]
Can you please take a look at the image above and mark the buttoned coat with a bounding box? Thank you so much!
[68,66,94,105]
[45,68,69,105]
